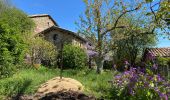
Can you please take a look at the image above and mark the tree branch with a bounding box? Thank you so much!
[150,2,158,22]
[101,4,142,36]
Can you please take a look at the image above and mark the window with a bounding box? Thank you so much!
[53,34,58,41]
[47,22,50,27]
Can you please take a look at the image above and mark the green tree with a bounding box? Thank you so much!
[146,0,170,38]
[111,13,157,66]
[0,0,34,78]
[77,0,143,73]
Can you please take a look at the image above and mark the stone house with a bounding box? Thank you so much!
[29,14,87,50]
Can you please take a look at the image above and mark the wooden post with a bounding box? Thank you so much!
[89,56,92,69]
[60,42,64,79]
[167,65,169,78]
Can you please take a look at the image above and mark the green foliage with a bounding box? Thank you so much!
[157,57,170,66]
[146,0,170,38]
[112,67,170,100]
[77,0,143,73]
[145,0,153,3]
[0,66,59,98]
[111,14,156,66]
[63,44,87,69]
[0,1,34,78]
[27,37,57,66]
[0,66,113,99]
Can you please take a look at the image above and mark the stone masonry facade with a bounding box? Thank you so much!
[29,14,87,50]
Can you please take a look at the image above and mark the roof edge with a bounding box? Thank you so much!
[39,26,87,42]
[29,14,59,26]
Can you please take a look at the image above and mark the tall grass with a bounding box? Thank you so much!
[0,66,114,99]
[0,67,58,97]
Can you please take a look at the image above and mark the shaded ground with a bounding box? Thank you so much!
[39,90,95,100]
[11,91,95,100]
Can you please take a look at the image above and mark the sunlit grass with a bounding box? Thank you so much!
[0,66,115,99]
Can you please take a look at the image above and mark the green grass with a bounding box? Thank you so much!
[0,66,115,99]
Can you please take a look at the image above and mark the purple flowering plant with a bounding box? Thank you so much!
[113,63,170,100]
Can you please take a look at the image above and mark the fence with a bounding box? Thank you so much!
[157,65,170,79]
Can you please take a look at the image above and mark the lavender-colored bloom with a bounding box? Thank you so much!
[146,51,156,61]
[113,64,170,99]
[156,75,162,82]
[124,71,130,75]
[158,93,168,100]
[164,94,168,100]
[140,68,146,73]
[87,50,97,57]
[115,74,121,78]
[152,64,158,70]
[124,60,129,65]
[129,88,135,96]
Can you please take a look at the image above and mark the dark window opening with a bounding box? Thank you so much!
[53,34,58,41]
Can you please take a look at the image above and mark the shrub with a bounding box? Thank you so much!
[27,37,57,67]
[157,57,170,66]
[0,66,59,98]
[63,44,87,69]
[0,1,34,78]
[112,67,170,100]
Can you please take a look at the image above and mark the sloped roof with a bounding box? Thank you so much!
[39,26,87,42]
[29,14,87,42]
[29,14,58,26]
[146,48,170,57]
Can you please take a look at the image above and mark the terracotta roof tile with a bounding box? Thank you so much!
[147,48,170,57]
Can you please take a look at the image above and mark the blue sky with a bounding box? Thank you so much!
[12,0,169,47]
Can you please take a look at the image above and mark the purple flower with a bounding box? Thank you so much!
[158,93,168,100]
[129,88,135,96]
[146,52,155,61]
[152,64,158,70]
[124,60,129,65]
[87,50,97,57]
[164,95,168,100]
[156,75,162,81]
[115,75,121,79]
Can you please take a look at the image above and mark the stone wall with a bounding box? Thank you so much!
[43,29,87,50]
[31,16,55,33]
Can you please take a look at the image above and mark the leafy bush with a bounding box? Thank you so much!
[0,1,34,78]
[112,67,170,100]
[0,66,59,98]
[0,66,113,99]
[27,37,57,67]
[63,44,87,69]
[157,57,170,66]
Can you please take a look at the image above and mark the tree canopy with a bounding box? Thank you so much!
[77,0,145,73]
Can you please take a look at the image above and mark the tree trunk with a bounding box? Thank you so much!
[96,56,104,74]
